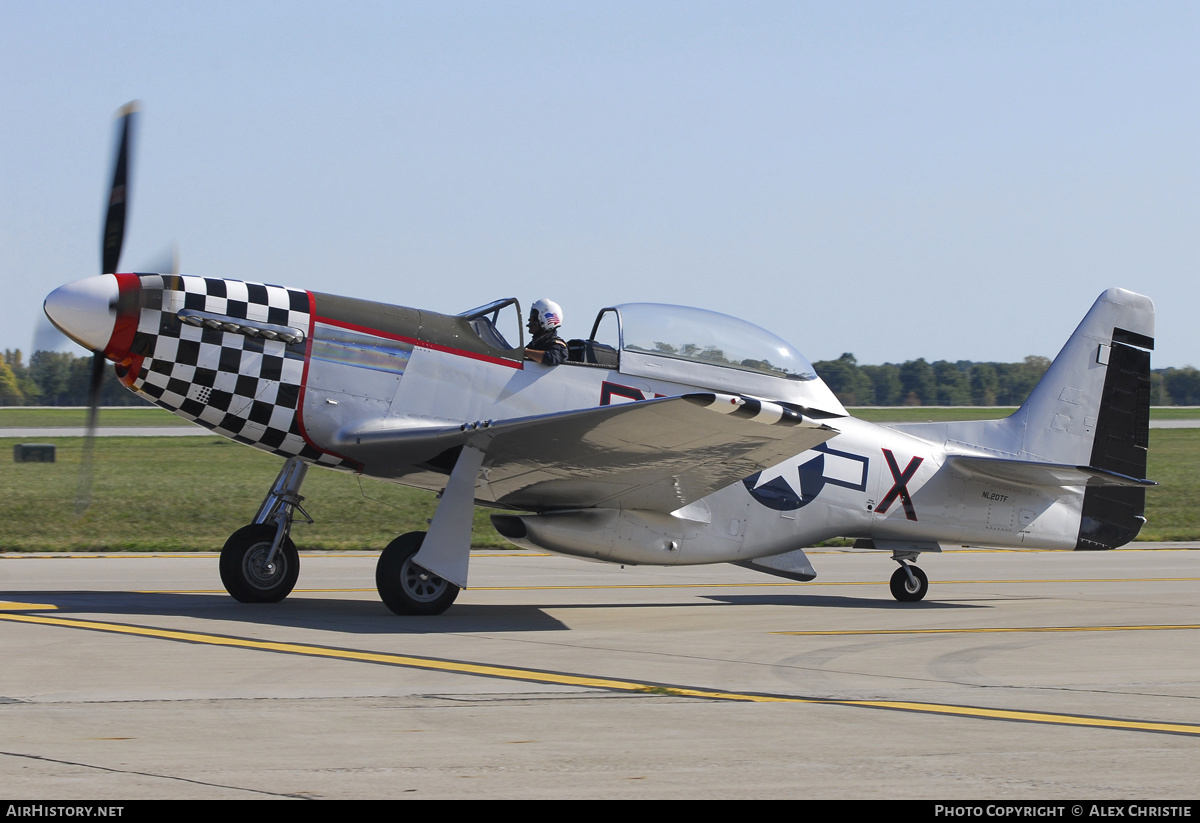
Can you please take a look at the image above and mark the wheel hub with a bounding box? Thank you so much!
[402,558,448,602]
[244,544,284,589]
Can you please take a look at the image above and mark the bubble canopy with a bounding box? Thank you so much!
[599,303,816,381]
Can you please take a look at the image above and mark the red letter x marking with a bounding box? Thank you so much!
[877,449,923,521]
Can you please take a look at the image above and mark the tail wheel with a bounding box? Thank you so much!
[889,564,928,602]
[220,524,299,603]
[376,531,460,616]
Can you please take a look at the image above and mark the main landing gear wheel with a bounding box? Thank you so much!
[376,531,460,616]
[219,524,299,603]
[889,564,929,602]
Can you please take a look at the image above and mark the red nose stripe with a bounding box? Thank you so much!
[104,273,141,362]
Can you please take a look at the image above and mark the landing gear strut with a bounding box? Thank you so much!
[220,457,313,603]
[889,554,929,602]
[373,445,481,616]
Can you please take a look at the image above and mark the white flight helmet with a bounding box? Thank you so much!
[530,298,563,331]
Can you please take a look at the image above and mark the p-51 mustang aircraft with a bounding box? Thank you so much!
[44,105,1155,615]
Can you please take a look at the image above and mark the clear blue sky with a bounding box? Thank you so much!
[3,1,1196,369]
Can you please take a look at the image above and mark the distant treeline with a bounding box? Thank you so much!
[2,348,1198,407]
[1,350,149,407]
[812,353,1200,407]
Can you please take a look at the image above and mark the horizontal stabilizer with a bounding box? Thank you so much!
[336,393,839,512]
[946,455,1155,489]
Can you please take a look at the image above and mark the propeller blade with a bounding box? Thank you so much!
[32,314,73,354]
[140,242,179,276]
[80,101,138,514]
[74,351,106,515]
[101,102,139,276]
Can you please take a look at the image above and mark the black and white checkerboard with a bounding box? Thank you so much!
[128,274,351,469]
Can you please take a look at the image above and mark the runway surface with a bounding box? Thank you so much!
[1,546,1198,799]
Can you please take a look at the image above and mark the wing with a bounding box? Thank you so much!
[945,455,1156,488]
[335,393,839,512]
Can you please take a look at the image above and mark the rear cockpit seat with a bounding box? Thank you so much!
[566,339,619,368]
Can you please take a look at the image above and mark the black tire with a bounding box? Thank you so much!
[889,564,928,602]
[376,531,460,616]
[219,524,299,603]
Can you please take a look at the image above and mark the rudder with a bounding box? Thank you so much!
[1076,329,1152,548]
[1012,289,1154,548]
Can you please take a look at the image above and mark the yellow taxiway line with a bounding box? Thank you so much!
[2,609,1198,738]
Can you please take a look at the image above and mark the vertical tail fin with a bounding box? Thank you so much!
[1011,288,1154,548]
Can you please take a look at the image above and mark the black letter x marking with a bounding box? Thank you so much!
[877,449,923,521]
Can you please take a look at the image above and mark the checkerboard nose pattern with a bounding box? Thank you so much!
[129,274,349,469]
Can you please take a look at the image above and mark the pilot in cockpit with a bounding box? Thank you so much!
[524,298,568,366]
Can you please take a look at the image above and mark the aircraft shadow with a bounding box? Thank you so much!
[699,593,987,609]
[2,590,570,634]
[3,587,986,639]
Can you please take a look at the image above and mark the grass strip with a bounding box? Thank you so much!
[1,427,1194,551]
